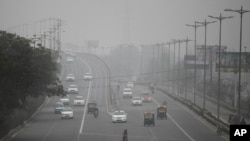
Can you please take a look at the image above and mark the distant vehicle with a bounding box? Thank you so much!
[112,110,127,123]
[157,106,167,119]
[66,74,75,81]
[66,57,74,62]
[87,102,97,114]
[54,102,64,114]
[122,88,133,98]
[131,96,142,106]
[61,107,74,119]
[60,95,70,105]
[73,96,85,106]
[127,81,134,88]
[67,84,78,94]
[144,112,155,126]
[141,92,152,102]
[83,72,92,80]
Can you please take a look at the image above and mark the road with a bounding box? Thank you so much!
[10,53,228,141]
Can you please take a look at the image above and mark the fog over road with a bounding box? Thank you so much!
[10,54,227,141]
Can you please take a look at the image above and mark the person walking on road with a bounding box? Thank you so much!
[241,118,246,125]
[123,129,128,141]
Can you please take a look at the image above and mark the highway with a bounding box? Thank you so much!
[10,54,228,141]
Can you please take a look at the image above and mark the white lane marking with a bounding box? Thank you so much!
[154,95,196,141]
[79,80,92,134]
[77,57,92,135]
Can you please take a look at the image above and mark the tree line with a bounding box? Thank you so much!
[0,31,65,137]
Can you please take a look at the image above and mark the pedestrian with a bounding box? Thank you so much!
[241,118,246,125]
[123,129,128,141]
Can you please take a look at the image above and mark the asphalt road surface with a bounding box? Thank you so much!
[10,54,228,141]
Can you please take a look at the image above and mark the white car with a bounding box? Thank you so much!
[66,57,74,62]
[131,96,142,106]
[61,107,74,119]
[73,96,85,106]
[122,88,133,98]
[112,110,127,123]
[60,95,70,105]
[83,73,92,80]
[66,74,75,81]
[127,82,134,88]
[67,85,78,94]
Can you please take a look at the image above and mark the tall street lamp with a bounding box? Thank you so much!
[167,42,172,91]
[196,19,216,111]
[208,13,233,130]
[183,37,192,100]
[225,6,250,117]
[172,39,177,95]
[161,43,165,84]
[177,40,183,96]
[186,22,202,105]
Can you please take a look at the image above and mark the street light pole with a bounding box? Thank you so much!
[186,22,202,105]
[172,40,177,95]
[161,43,164,84]
[177,40,183,96]
[167,42,171,91]
[183,37,192,100]
[225,6,250,117]
[196,19,216,111]
[208,13,233,129]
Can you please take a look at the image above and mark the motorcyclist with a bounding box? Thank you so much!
[93,107,98,118]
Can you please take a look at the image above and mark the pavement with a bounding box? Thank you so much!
[156,84,249,125]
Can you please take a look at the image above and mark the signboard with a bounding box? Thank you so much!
[184,55,209,69]
[197,45,227,62]
[216,52,250,72]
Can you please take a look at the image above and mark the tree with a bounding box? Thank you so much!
[0,30,65,117]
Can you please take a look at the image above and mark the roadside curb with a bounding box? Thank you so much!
[0,96,50,141]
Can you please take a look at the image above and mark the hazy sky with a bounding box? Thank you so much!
[0,0,250,51]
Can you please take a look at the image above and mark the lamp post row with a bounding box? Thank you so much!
[140,6,249,128]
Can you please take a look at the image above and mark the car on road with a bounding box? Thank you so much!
[112,110,127,123]
[141,92,152,102]
[131,96,143,106]
[127,81,134,88]
[83,72,92,80]
[66,74,75,81]
[54,102,65,114]
[67,84,78,94]
[73,96,85,106]
[60,95,70,105]
[66,57,74,62]
[61,107,74,119]
[122,88,133,98]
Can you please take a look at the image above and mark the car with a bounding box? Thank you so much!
[60,95,70,105]
[54,102,65,114]
[141,92,152,102]
[83,72,92,80]
[61,107,74,119]
[66,57,74,62]
[127,82,134,88]
[112,110,127,123]
[131,96,143,106]
[67,84,78,94]
[122,88,133,98]
[66,74,75,81]
[73,96,85,106]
